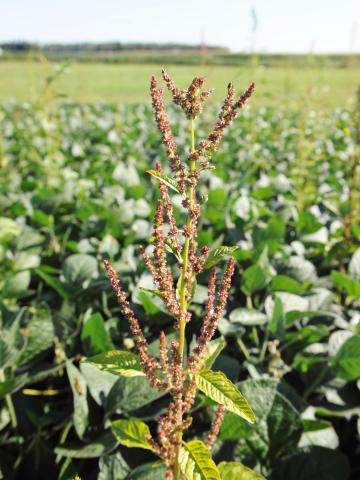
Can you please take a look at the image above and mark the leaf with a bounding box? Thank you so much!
[63,253,98,287]
[271,446,350,480]
[98,453,130,480]
[0,217,21,243]
[127,462,166,480]
[179,440,221,480]
[349,247,360,281]
[81,312,113,355]
[202,337,226,370]
[229,308,268,326]
[331,334,360,380]
[111,418,154,451]
[195,370,255,423]
[55,431,117,458]
[232,379,302,466]
[16,305,54,366]
[146,169,179,193]
[35,267,71,299]
[217,461,265,479]
[203,246,239,269]
[331,271,360,298]
[3,270,31,298]
[270,275,306,295]
[82,350,145,377]
[242,247,273,295]
[106,376,165,413]
[268,297,285,338]
[67,362,89,439]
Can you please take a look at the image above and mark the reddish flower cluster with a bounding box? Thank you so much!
[104,71,254,477]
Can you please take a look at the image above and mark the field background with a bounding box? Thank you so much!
[0,59,360,109]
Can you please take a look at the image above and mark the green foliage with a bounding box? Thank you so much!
[111,418,155,451]
[179,440,221,480]
[82,350,145,377]
[195,370,255,423]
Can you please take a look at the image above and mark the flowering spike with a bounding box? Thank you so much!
[205,405,225,447]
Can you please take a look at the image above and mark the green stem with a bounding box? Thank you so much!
[0,369,17,429]
[173,118,196,480]
[303,363,330,401]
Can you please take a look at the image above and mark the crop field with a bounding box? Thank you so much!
[0,66,360,480]
[1,61,360,108]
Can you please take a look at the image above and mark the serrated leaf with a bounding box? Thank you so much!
[111,418,154,451]
[179,440,221,480]
[82,350,145,377]
[203,246,239,269]
[202,337,226,370]
[217,461,265,479]
[146,169,179,193]
[195,370,255,423]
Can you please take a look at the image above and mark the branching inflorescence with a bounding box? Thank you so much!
[104,70,255,479]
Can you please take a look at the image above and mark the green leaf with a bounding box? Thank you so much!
[16,305,54,366]
[231,379,303,466]
[82,350,145,377]
[63,253,98,287]
[195,370,255,423]
[331,334,360,380]
[81,312,113,355]
[98,453,130,480]
[331,271,360,298]
[35,267,71,299]
[217,461,265,479]
[271,446,350,480]
[229,308,268,326]
[0,217,21,243]
[203,246,239,269]
[66,362,89,439]
[127,462,166,480]
[202,337,226,370]
[111,418,154,451]
[268,297,285,338]
[241,247,273,295]
[3,270,31,298]
[270,275,306,295]
[179,440,221,480]
[146,169,179,193]
[55,431,117,458]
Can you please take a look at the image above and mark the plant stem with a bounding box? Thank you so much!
[303,362,330,401]
[0,369,17,429]
[173,118,196,480]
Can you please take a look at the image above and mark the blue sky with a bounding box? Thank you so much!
[1,0,360,53]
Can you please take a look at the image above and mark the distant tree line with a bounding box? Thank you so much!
[0,41,228,53]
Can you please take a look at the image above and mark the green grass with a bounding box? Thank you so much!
[1,60,359,109]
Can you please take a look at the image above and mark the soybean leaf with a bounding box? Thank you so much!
[127,462,167,480]
[331,334,360,380]
[34,268,71,299]
[179,440,221,480]
[66,362,89,439]
[331,271,360,298]
[146,169,180,193]
[55,430,117,458]
[203,246,239,269]
[229,308,268,326]
[111,418,155,451]
[82,350,145,377]
[81,312,113,355]
[217,461,265,479]
[268,297,285,338]
[195,370,255,423]
[270,275,307,295]
[271,446,350,480]
[63,253,98,287]
[98,453,130,480]
[349,247,360,281]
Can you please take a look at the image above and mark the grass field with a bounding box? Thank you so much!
[1,60,360,108]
